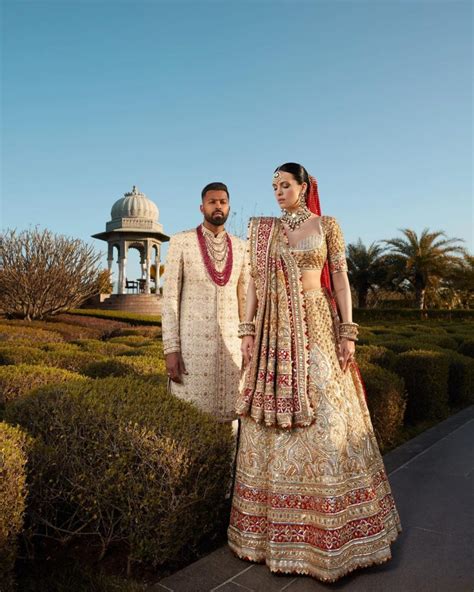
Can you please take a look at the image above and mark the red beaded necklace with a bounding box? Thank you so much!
[196,225,233,286]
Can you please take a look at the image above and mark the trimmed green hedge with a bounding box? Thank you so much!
[354,308,474,321]
[0,346,49,366]
[82,355,166,379]
[71,339,133,357]
[395,350,450,423]
[0,345,102,374]
[69,309,162,326]
[45,348,106,374]
[0,324,64,344]
[359,362,406,451]
[0,364,85,410]
[442,351,474,407]
[108,335,156,347]
[5,377,233,569]
[1,319,111,341]
[0,422,32,591]
[458,339,474,358]
[109,326,162,339]
[356,345,397,370]
[121,344,164,358]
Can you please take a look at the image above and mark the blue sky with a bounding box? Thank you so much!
[1,0,472,281]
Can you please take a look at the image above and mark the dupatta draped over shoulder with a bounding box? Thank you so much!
[235,217,315,429]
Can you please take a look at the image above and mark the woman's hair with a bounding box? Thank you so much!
[274,162,310,189]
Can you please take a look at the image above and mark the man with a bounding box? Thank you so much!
[162,182,248,423]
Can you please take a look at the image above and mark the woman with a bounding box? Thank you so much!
[228,163,401,582]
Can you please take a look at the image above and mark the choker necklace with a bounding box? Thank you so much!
[280,205,311,231]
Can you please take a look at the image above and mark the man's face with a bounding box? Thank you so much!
[200,190,230,226]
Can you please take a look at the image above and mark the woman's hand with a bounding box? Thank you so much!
[241,335,255,370]
[338,338,355,372]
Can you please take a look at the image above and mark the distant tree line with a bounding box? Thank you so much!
[0,226,471,320]
[347,228,472,310]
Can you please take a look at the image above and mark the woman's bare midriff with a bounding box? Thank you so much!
[301,270,322,291]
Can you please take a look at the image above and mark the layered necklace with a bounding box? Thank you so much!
[196,225,233,286]
[280,205,312,231]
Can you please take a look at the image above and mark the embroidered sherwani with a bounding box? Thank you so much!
[162,225,249,422]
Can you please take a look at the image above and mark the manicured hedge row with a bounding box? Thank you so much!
[1,318,114,341]
[0,422,32,591]
[0,345,49,366]
[0,364,85,411]
[443,352,474,407]
[0,344,105,374]
[355,345,397,371]
[458,339,474,358]
[358,362,406,452]
[0,324,63,344]
[4,377,234,569]
[395,351,450,423]
[83,355,166,379]
[354,308,474,321]
[71,338,134,357]
[69,309,162,326]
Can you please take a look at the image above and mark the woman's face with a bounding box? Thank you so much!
[272,171,307,211]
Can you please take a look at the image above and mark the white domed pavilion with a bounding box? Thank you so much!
[92,186,169,313]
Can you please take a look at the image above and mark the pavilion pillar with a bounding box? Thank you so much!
[118,241,127,296]
[154,243,161,289]
[144,240,151,294]
[118,258,126,294]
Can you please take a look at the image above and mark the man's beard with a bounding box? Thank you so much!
[204,211,229,226]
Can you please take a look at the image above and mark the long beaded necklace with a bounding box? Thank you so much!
[196,225,233,286]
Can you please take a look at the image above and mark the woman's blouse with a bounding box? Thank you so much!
[288,216,348,274]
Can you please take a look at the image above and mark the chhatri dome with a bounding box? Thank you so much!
[92,185,169,302]
[106,185,163,233]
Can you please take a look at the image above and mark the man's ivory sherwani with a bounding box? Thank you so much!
[162,226,249,422]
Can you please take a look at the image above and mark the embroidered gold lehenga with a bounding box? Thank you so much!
[228,213,401,583]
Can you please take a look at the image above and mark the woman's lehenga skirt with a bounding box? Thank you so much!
[228,288,402,583]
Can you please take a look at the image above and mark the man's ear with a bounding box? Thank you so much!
[200,203,204,214]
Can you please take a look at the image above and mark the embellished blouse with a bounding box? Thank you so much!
[288,216,348,274]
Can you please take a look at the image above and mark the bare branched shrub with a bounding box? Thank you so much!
[0,228,108,320]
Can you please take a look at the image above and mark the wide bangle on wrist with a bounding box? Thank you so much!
[339,322,359,342]
[238,322,256,338]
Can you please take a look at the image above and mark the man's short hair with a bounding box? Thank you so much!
[201,182,229,201]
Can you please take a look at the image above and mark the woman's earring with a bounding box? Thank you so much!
[299,192,306,206]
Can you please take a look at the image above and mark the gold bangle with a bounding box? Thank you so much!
[238,322,256,338]
[339,322,359,341]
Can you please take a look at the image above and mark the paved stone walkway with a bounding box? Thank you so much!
[154,406,474,592]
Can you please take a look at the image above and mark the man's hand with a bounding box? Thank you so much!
[165,352,187,383]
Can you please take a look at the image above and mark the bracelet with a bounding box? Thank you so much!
[339,322,359,342]
[238,322,256,338]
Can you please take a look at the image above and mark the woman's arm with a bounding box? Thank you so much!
[325,217,356,371]
[331,271,353,323]
[332,271,356,372]
[241,277,257,368]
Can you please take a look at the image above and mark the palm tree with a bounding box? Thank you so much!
[346,239,386,308]
[439,253,474,309]
[383,228,465,310]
